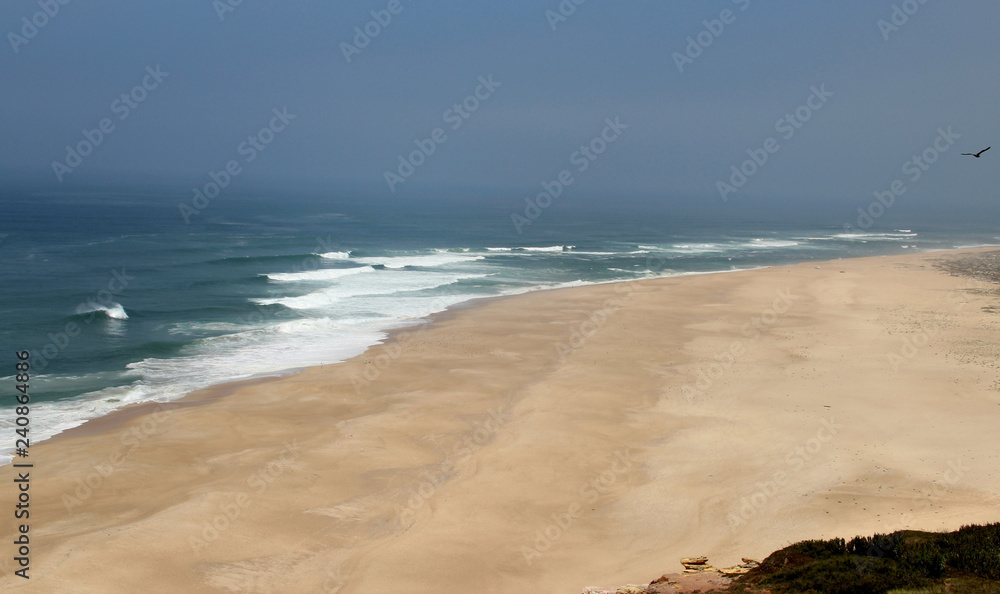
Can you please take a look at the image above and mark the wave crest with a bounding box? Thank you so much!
[75,302,129,320]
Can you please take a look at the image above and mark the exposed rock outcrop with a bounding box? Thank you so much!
[581,557,761,594]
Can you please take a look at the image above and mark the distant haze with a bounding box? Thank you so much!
[2,1,998,222]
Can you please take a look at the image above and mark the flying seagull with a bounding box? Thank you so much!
[961,146,991,158]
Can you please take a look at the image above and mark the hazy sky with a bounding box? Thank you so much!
[2,1,999,218]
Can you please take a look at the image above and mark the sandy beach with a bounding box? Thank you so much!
[3,248,1000,593]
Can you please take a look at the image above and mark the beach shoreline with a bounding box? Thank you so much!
[41,265,766,448]
[27,245,1000,455]
[5,247,1000,593]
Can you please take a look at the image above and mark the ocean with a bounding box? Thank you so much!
[1,187,997,459]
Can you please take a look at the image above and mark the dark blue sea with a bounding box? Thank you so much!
[1,185,997,459]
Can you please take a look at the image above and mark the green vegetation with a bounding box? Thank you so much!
[729,523,1000,594]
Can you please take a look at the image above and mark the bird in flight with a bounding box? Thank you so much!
[961,147,991,158]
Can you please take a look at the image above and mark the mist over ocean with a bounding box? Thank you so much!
[1,188,997,455]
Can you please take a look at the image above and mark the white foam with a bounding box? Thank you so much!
[0,312,394,459]
[169,321,257,335]
[122,320,390,403]
[254,271,489,310]
[834,232,917,241]
[664,243,725,254]
[952,243,1000,250]
[745,238,800,249]
[266,266,374,282]
[76,301,129,320]
[663,239,803,254]
[349,292,483,321]
[519,245,573,252]
[352,254,485,268]
[485,246,574,253]
[319,251,351,259]
[0,380,165,463]
[0,251,784,464]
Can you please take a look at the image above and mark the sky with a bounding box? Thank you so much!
[2,0,999,222]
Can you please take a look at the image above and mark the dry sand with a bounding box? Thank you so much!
[3,249,1000,593]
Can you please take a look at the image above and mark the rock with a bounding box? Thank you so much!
[719,558,762,576]
[587,554,757,594]
[680,556,718,574]
[580,587,649,594]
